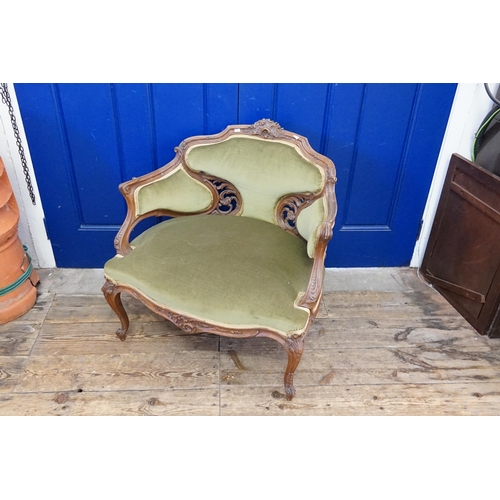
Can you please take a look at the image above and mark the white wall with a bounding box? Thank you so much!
[410,83,500,268]
[0,83,55,268]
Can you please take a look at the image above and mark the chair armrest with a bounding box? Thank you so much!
[113,175,154,256]
[113,150,214,256]
[113,149,242,256]
[297,219,335,312]
[297,177,337,314]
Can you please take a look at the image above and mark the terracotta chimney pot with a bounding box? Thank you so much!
[0,157,39,324]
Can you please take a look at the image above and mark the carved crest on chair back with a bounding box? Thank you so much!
[246,118,284,139]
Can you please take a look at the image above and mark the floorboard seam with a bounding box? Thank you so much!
[8,387,218,395]
[218,337,221,416]
[12,293,56,394]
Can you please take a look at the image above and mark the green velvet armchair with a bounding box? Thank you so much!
[102,119,337,400]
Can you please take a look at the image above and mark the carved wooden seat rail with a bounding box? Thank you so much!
[102,119,338,399]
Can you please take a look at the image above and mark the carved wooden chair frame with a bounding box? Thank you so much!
[102,119,337,400]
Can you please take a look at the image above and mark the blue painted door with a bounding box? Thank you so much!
[15,83,456,267]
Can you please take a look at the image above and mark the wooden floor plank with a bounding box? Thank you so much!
[221,325,482,352]
[45,294,164,323]
[0,357,29,393]
[31,321,219,356]
[324,303,466,322]
[0,389,219,416]
[0,293,55,356]
[219,342,500,388]
[7,293,55,324]
[307,325,482,349]
[220,383,500,416]
[316,299,328,319]
[15,352,219,393]
[315,314,472,332]
[0,323,42,357]
[322,289,465,320]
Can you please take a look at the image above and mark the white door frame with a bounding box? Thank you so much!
[0,83,55,268]
[2,83,497,269]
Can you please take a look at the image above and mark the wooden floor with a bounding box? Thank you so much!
[1,268,500,415]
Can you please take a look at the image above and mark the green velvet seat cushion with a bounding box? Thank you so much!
[104,215,313,336]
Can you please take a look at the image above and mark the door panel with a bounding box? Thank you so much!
[113,84,156,181]
[343,84,417,226]
[56,84,125,225]
[273,83,330,152]
[15,83,456,267]
[322,83,456,266]
[239,83,276,123]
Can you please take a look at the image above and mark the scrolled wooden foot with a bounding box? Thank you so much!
[283,336,304,401]
[102,280,129,341]
[116,328,127,341]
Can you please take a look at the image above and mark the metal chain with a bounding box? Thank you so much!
[0,83,36,204]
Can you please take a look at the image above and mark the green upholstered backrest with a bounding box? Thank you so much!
[134,134,329,258]
[186,135,327,257]
[186,136,324,223]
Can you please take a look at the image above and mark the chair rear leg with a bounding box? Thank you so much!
[283,336,304,400]
[102,280,129,341]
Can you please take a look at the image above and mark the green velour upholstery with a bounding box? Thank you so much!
[186,136,324,224]
[136,168,213,216]
[104,215,313,336]
[296,198,326,258]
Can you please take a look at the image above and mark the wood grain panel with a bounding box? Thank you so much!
[32,321,218,356]
[221,325,481,351]
[0,293,54,356]
[45,294,164,323]
[0,357,29,393]
[219,340,500,387]
[0,389,219,416]
[220,383,500,416]
[0,323,42,357]
[16,352,219,393]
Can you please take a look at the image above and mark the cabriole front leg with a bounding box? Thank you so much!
[283,335,304,401]
[102,280,129,341]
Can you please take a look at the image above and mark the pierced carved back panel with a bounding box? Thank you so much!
[198,172,242,215]
[276,192,317,238]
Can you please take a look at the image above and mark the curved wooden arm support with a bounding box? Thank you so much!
[297,220,335,313]
[298,166,338,315]
[114,154,242,256]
